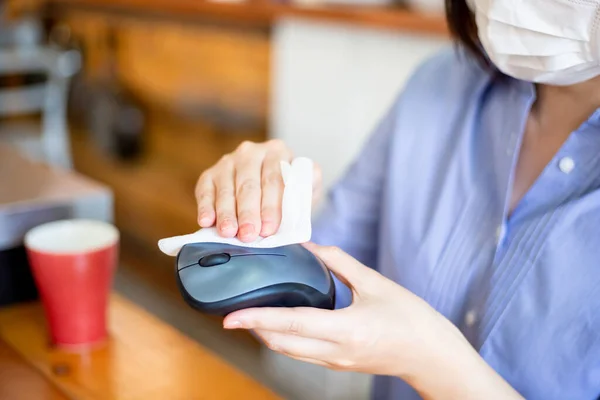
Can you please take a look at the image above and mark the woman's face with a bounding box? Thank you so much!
[469,0,600,86]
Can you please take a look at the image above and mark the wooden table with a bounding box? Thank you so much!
[0,340,68,400]
[0,294,280,400]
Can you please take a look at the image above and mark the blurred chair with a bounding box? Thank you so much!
[0,16,44,47]
[0,16,81,169]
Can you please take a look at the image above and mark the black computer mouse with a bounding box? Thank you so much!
[175,242,336,316]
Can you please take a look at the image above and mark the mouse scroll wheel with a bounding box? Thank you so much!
[199,253,231,267]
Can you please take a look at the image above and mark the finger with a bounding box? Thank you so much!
[224,307,344,342]
[312,164,323,205]
[260,146,293,236]
[214,156,238,237]
[312,163,322,195]
[302,243,378,291]
[234,148,266,242]
[195,172,216,227]
[254,329,338,362]
[254,330,354,371]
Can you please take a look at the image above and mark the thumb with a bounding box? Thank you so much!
[302,242,376,291]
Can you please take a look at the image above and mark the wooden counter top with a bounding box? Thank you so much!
[0,339,69,400]
[46,0,448,36]
[0,294,280,399]
[0,144,110,211]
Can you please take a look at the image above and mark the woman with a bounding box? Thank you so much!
[193,0,600,398]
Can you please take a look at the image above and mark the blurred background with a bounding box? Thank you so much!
[0,0,448,398]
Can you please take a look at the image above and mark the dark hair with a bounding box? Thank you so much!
[444,0,491,68]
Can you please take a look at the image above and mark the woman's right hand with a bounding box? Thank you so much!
[195,139,322,243]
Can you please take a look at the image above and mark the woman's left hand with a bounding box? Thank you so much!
[222,242,463,379]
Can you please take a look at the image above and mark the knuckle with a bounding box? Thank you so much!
[198,169,211,181]
[196,171,213,189]
[237,179,260,196]
[325,246,343,258]
[217,212,234,223]
[286,319,302,335]
[332,358,356,370]
[218,154,234,167]
[348,329,372,348]
[217,187,234,199]
[262,171,283,187]
[266,138,285,149]
[197,192,213,204]
[237,140,255,153]
[265,338,280,352]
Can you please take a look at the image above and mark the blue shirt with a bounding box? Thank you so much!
[311,47,600,400]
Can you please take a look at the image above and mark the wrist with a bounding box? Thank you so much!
[399,312,468,384]
[399,314,523,400]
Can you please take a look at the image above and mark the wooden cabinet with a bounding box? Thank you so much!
[52,10,270,250]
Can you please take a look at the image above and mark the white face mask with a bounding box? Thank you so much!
[471,0,600,86]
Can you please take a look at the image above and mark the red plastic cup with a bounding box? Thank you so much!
[24,219,119,350]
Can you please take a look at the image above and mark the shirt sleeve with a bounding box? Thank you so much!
[311,98,399,309]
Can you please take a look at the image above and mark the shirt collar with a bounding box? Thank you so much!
[583,108,600,128]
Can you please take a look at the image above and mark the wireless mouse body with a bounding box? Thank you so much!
[175,242,336,316]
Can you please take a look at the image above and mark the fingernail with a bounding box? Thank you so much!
[260,222,275,236]
[199,213,212,226]
[219,220,237,237]
[220,219,234,230]
[224,320,242,329]
[260,222,271,235]
[239,223,256,239]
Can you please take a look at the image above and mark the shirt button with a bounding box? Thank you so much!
[465,310,477,327]
[495,225,504,244]
[558,157,575,174]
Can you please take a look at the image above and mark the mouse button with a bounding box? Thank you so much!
[276,244,308,260]
[199,253,231,267]
[245,255,303,287]
[179,262,248,303]
[178,266,224,303]
[229,247,267,257]
[209,243,262,255]
[268,249,332,295]
[223,255,283,287]
[177,245,205,270]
